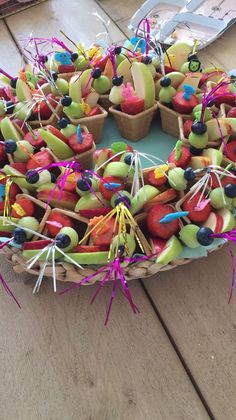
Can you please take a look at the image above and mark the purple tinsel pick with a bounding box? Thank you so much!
[0,273,21,308]
[59,253,156,325]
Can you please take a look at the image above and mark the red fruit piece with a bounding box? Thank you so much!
[183,119,193,138]
[46,212,74,237]
[0,86,11,101]
[72,244,109,253]
[99,176,124,201]
[213,86,236,107]
[120,98,144,115]
[210,172,236,188]
[68,132,93,154]
[79,207,112,218]
[57,172,81,192]
[172,91,198,114]
[168,146,191,168]
[11,197,35,218]
[150,237,166,253]
[183,191,212,223]
[26,150,54,170]
[224,140,236,162]
[227,107,236,118]
[24,129,46,149]
[87,106,102,117]
[0,143,7,166]
[32,93,57,120]
[23,240,51,251]
[37,189,78,210]
[147,204,179,239]
[10,163,27,174]
[58,64,75,73]
[90,217,118,247]
[146,169,167,188]
[47,125,69,144]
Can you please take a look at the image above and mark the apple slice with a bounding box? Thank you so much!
[15,79,32,102]
[3,164,34,191]
[202,212,224,234]
[216,208,235,232]
[80,69,93,95]
[67,251,109,265]
[1,117,23,142]
[131,62,155,110]
[130,185,160,215]
[202,148,223,166]
[0,217,19,232]
[69,74,82,103]
[117,58,132,84]
[38,128,74,159]
[156,235,183,264]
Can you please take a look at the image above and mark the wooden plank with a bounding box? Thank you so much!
[96,0,143,24]
[6,0,124,48]
[0,260,209,420]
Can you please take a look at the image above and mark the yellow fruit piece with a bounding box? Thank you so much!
[154,164,169,179]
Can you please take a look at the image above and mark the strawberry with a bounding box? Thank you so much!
[58,64,75,73]
[99,176,124,201]
[172,91,198,114]
[79,207,112,218]
[121,98,144,115]
[150,237,166,254]
[0,143,7,166]
[183,191,212,223]
[57,172,81,192]
[146,169,167,188]
[224,140,236,162]
[10,163,27,174]
[87,106,102,117]
[26,150,54,170]
[91,217,118,247]
[210,172,236,188]
[11,197,35,218]
[168,146,191,168]
[37,189,78,210]
[183,119,193,138]
[24,129,46,149]
[47,125,69,144]
[147,204,179,239]
[32,93,58,120]
[46,212,74,237]
[68,132,93,154]
[71,244,109,253]
[23,239,51,251]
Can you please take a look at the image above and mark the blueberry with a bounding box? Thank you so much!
[118,244,125,256]
[5,140,17,154]
[207,99,215,107]
[52,72,58,81]
[184,167,195,181]
[5,101,14,114]
[124,154,133,165]
[50,173,57,183]
[160,77,171,88]
[13,228,27,244]
[191,121,207,135]
[112,76,123,87]
[114,46,122,55]
[39,55,48,63]
[26,170,39,184]
[61,96,72,106]
[77,178,91,191]
[10,78,17,89]
[114,196,131,207]
[71,52,79,62]
[189,145,202,156]
[92,68,102,79]
[196,227,214,246]
[57,117,69,129]
[142,56,152,65]
[56,233,71,249]
[224,183,236,198]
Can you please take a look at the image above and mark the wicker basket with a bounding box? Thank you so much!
[158,102,193,138]
[178,114,222,148]
[28,103,63,129]
[109,102,158,142]
[67,105,108,144]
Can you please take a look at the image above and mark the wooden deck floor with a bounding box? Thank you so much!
[0,1,236,419]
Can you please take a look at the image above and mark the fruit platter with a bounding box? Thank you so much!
[0,21,236,323]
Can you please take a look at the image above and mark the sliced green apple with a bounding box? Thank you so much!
[131,62,155,110]
[156,235,183,264]
[217,208,235,232]
[130,185,159,215]
[16,79,32,102]
[202,148,223,166]
[38,128,74,159]
[1,117,23,142]
[69,74,82,103]
[66,251,109,265]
